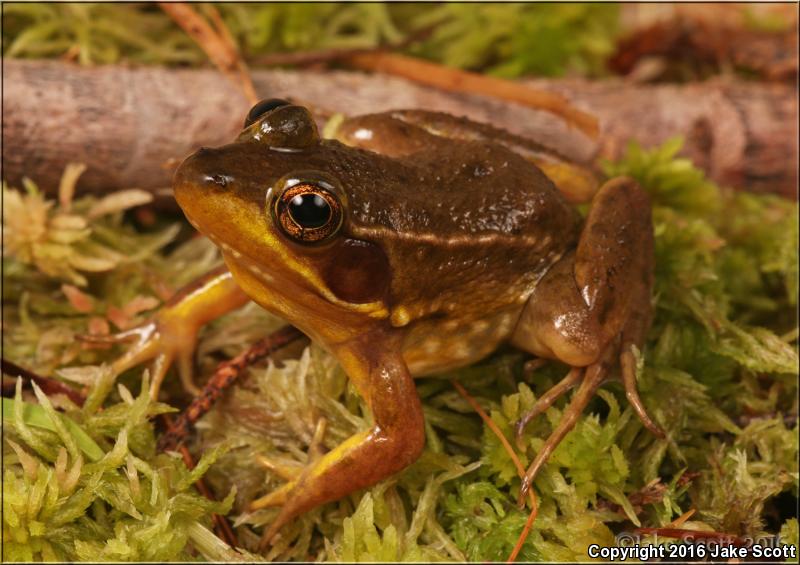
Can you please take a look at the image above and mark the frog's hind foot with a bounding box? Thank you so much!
[514,366,583,448]
[512,176,665,502]
[515,344,665,506]
[516,359,608,506]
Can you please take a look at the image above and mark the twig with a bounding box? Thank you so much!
[158,325,305,451]
[256,46,380,68]
[159,2,258,105]
[450,380,538,563]
[345,52,599,139]
[1,358,86,406]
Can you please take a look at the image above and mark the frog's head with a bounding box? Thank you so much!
[173,99,392,343]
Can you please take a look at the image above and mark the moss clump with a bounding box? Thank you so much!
[2,3,620,78]
[2,139,797,561]
[3,376,236,562]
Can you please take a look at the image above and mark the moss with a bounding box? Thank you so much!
[2,3,620,78]
[2,139,797,561]
[3,378,234,562]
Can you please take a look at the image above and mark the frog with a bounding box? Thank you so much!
[99,98,664,542]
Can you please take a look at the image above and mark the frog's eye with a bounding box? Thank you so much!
[274,182,343,243]
[244,98,291,128]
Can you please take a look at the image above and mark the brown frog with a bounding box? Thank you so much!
[102,99,664,541]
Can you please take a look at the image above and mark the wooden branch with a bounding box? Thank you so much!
[2,59,796,199]
[344,52,600,138]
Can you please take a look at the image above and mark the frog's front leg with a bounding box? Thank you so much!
[511,176,665,499]
[254,328,425,544]
[84,265,250,398]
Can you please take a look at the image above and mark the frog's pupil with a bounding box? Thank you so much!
[244,98,291,128]
[289,194,330,228]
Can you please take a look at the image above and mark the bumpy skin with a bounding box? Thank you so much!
[334,110,599,204]
[104,102,660,541]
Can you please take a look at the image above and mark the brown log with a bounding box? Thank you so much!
[2,59,796,199]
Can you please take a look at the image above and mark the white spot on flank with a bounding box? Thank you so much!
[354,128,373,141]
[391,307,412,327]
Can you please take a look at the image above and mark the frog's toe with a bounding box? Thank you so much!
[176,350,201,397]
[77,323,156,346]
[620,347,665,439]
[103,323,162,377]
[515,366,583,446]
[258,492,297,548]
[251,480,296,510]
[255,455,303,482]
[107,339,174,400]
[145,352,176,400]
[82,317,199,399]
[517,361,608,506]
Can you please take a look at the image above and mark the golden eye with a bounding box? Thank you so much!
[274,183,343,243]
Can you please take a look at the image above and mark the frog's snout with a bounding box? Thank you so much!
[172,146,233,227]
[173,146,232,202]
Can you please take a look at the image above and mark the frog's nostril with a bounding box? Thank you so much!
[206,173,232,188]
[173,147,235,194]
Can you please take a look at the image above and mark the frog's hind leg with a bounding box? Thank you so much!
[511,176,665,500]
[517,357,610,504]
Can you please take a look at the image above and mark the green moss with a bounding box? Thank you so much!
[3,3,620,78]
[420,3,619,78]
[3,377,234,562]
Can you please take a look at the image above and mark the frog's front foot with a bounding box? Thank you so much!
[250,333,426,546]
[250,417,328,514]
[80,266,249,399]
[81,306,202,398]
[511,176,665,503]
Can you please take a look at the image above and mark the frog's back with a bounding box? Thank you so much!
[339,140,580,242]
[333,139,582,333]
